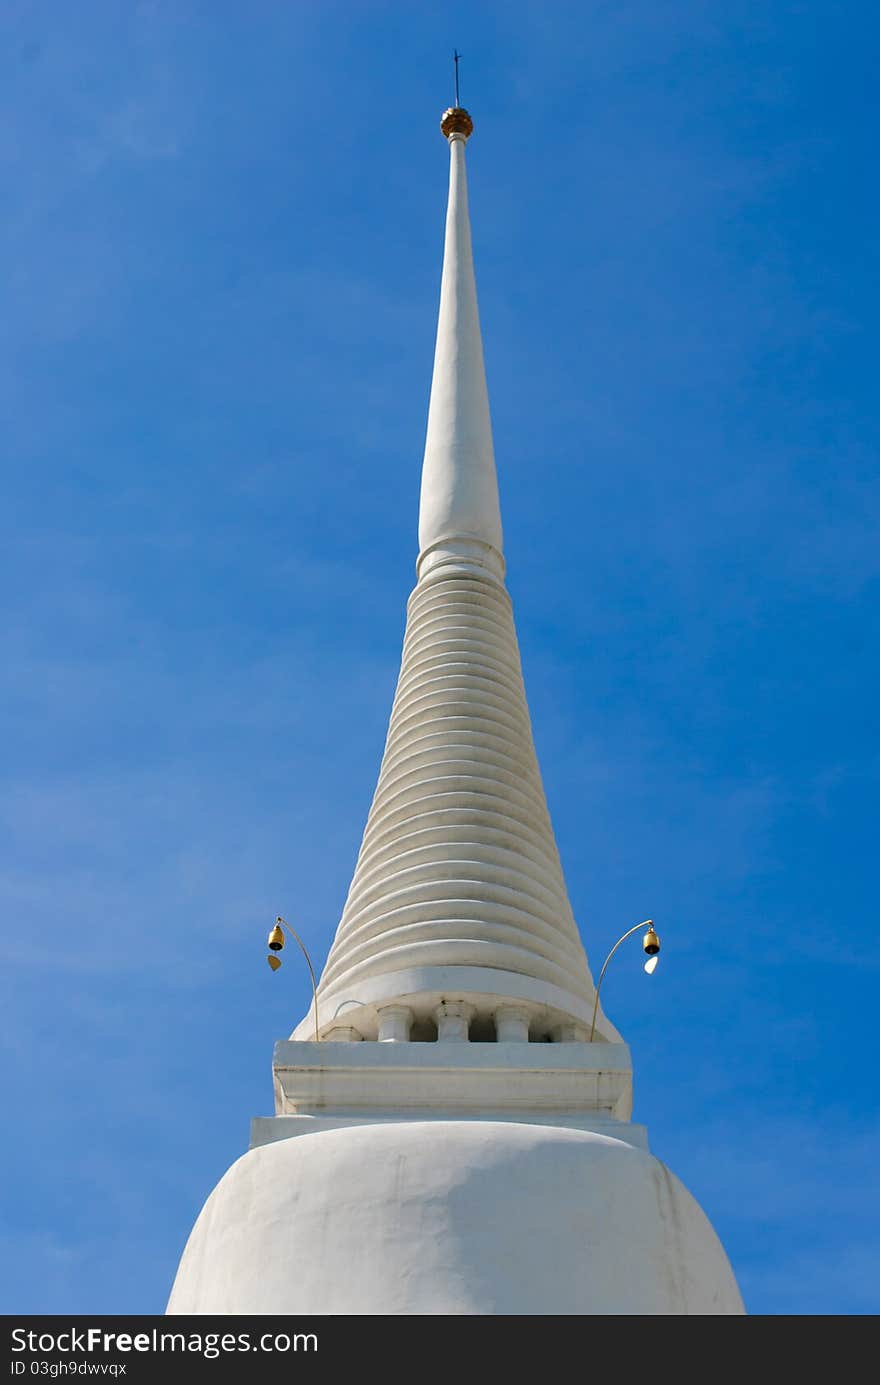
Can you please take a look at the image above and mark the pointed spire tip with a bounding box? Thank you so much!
[440,107,473,140]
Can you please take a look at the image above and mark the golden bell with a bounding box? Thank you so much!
[643,924,660,956]
[267,953,282,972]
[267,923,285,952]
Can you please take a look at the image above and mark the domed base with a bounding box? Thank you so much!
[167,1120,744,1315]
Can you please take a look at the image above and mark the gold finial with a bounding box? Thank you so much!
[440,107,473,139]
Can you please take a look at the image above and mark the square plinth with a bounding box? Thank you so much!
[270,1039,633,1122]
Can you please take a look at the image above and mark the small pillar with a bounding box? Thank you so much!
[552,1021,590,1043]
[323,1025,363,1042]
[495,1005,531,1042]
[434,1000,475,1041]
[376,1004,414,1042]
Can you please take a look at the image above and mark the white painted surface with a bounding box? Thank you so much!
[553,1020,590,1042]
[271,1039,633,1121]
[167,1120,744,1315]
[435,999,474,1040]
[322,1025,361,1042]
[418,130,503,581]
[376,1004,413,1042]
[249,1112,651,1151]
[293,965,621,1044]
[303,569,619,1044]
[495,1004,530,1041]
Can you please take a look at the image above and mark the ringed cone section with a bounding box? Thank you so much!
[297,566,619,1042]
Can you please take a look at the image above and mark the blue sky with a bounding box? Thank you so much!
[1,1,877,1316]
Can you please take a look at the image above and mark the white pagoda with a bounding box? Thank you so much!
[167,106,744,1317]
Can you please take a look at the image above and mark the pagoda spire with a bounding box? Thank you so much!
[167,99,745,1323]
[293,109,620,1047]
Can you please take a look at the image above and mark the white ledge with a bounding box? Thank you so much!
[250,1112,649,1152]
[272,1039,633,1122]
